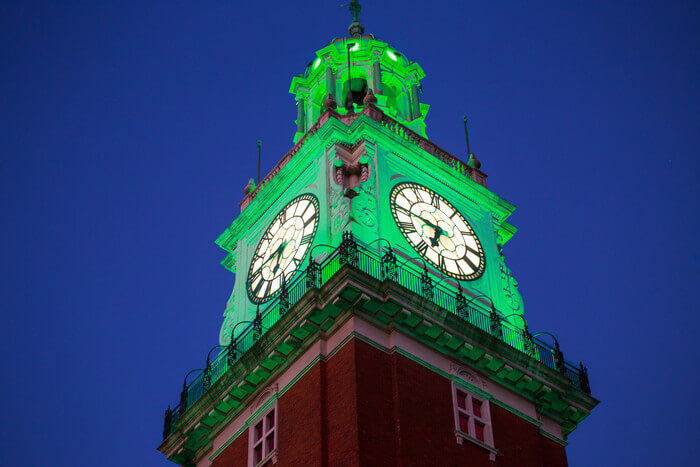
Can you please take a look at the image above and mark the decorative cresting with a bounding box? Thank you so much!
[339,231,359,266]
[278,279,290,315]
[306,257,320,288]
[421,266,435,300]
[162,241,592,443]
[456,287,469,321]
[380,247,398,281]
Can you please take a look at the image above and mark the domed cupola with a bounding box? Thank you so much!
[290,3,428,142]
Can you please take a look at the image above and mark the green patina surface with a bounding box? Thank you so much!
[215,106,526,346]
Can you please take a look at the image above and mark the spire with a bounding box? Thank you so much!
[345,0,364,36]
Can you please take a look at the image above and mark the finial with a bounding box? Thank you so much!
[467,152,481,170]
[343,1,364,36]
[257,140,262,187]
[462,115,471,156]
[463,115,481,169]
[323,93,337,110]
[363,88,377,105]
[244,178,255,194]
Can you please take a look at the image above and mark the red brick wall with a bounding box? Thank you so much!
[278,361,324,466]
[212,336,567,467]
[212,428,247,467]
[354,339,396,466]
[325,339,360,466]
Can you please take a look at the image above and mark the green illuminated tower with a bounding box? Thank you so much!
[159,8,597,466]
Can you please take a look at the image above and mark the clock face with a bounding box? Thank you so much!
[247,194,320,304]
[390,182,485,281]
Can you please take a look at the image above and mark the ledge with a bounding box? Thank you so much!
[455,430,498,461]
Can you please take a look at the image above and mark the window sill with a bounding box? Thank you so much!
[455,430,498,461]
[255,449,278,466]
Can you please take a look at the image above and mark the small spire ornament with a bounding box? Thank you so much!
[323,93,337,110]
[343,0,364,36]
[363,88,377,105]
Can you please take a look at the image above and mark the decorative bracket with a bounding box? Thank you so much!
[331,140,371,199]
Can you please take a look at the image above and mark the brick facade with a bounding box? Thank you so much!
[212,338,567,467]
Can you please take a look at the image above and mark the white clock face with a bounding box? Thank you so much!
[247,194,319,304]
[390,182,485,281]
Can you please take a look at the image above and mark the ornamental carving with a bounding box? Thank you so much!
[451,363,488,390]
[249,383,279,415]
[329,140,377,229]
[496,235,524,314]
[218,284,237,345]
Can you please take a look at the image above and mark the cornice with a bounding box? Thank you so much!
[159,264,597,464]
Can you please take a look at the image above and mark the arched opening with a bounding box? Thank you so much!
[342,77,368,110]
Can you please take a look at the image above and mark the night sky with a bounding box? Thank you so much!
[1,1,698,466]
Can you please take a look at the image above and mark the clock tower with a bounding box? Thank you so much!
[158,6,597,466]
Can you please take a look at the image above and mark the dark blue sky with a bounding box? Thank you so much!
[1,1,698,465]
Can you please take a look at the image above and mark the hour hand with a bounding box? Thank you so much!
[414,213,438,230]
[271,242,288,273]
[429,226,443,247]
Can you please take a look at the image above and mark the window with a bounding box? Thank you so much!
[248,406,277,466]
[452,384,497,460]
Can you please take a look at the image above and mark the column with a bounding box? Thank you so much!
[296,97,306,133]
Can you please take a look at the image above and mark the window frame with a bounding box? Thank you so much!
[247,402,278,467]
[451,382,497,461]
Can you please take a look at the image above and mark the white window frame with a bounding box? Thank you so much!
[451,382,497,461]
[247,402,278,467]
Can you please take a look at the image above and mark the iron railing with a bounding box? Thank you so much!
[163,234,591,439]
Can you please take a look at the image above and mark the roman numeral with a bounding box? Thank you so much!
[300,201,312,218]
[395,205,411,216]
[398,221,416,233]
[463,244,480,256]
[415,241,428,256]
[458,256,478,275]
[252,278,265,295]
[262,230,274,243]
[430,191,440,208]
[438,255,446,271]
[301,233,314,244]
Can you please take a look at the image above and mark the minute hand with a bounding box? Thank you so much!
[413,213,449,236]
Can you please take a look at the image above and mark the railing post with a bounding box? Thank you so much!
[226,336,237,368]
[306,258,319,288]
[381,248,397,281]
[554,338,566,374]
[339,231,358,266]
[253,306,263,341]
[178,381,188,417]
[489,307,503,340]
[421,267,434,300]
[202,356,212,392]
[523,323,535,357]
[579,362,591,393]
[163,406,172,439]
[456,288,469,321]
[279,279,289,315]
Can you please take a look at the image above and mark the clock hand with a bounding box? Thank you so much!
[411,212,450,244]
[271,241,289,273]
[259,240,288,273]
[429,226,444,247]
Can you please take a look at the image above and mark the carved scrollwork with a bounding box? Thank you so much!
[249,383,279,415]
